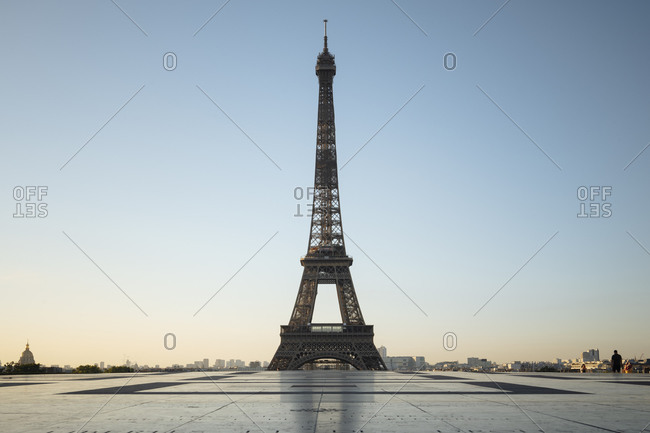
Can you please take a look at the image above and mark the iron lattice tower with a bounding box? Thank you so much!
[269,21,386,371]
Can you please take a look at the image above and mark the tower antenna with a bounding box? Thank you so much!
[323,19,328,50]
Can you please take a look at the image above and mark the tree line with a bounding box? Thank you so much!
[0,362,134,374]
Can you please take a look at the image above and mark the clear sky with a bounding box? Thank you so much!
[1,0,649,367]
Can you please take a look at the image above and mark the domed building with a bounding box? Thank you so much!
[19,342,35,365]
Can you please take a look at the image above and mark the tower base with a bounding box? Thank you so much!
[268,324,387,371]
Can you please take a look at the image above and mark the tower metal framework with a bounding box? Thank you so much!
[269,21,386,371]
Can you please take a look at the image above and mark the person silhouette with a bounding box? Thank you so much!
[611,350,622,373]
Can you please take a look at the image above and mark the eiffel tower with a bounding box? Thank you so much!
[269,21,386,371]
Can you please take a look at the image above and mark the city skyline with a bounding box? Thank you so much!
[3,340,643,371]
[2,1,650,368]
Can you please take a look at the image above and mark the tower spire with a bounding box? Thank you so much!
[323,19,328,51]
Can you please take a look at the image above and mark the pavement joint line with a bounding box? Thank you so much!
[163,400,236,433]
[312,387,325,433]
[483,372,545,432]
[352,364,427,432]
[198,367,267,433]
[588,401,650,414]
[460,390,621,433]
[72,368,141,433]
[388,390,468,433]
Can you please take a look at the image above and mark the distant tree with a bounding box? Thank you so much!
[1,362,15,374]
[536,365,558,372]
[74,364,102,374]
[106,365,134,373]
[1,362,44,374]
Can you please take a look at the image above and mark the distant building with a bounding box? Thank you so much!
[250,361,261,369]
[203,358,210,369]
[431,361,458,370]
[467,357,493,370]
[214,359,225,369]
[378,346,387,359]
[582,349,600,362]
[45,366,63,373]
[19,342,35,365]
[415,356,426,369]
[571,360,608,372]
[385,356,415,371]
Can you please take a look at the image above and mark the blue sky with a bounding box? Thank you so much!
[1,0,649,367]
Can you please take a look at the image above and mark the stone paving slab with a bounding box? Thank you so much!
[0,371,648,432]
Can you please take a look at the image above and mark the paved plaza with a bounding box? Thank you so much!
[1,371,649,432]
